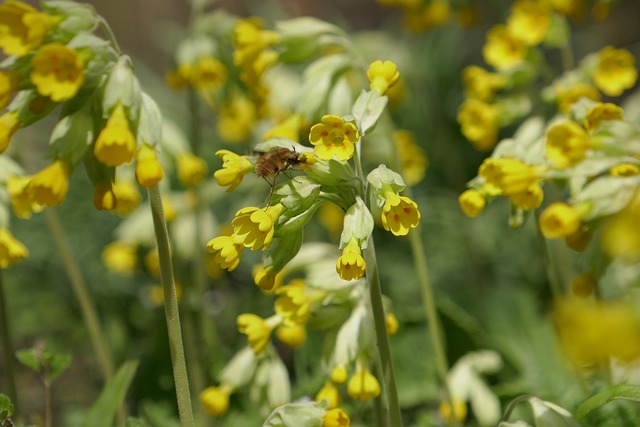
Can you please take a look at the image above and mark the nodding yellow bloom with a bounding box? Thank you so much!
[506,0,551,46]
[0,0,54,56]
[309,115,360,162]
[253,264,283,292]
[610,163,640,177]
[549,0,585,16]
[189,56,227,92]
[135,143,164,188]
[594,46,638,97]
[237,313,279,355]
[462,65,503,102]
[336,237,366,281]
[458,189,486,218]
[565,226,592,252]
[509,183,544,210]
[394,130,428,186]
[367,60,400,95]
[316,381,342,409]
[482,24,527,71]
[0,227,29,269]
[347,367,381,400]
[479,158,541,196]
[177,152,207,187]
[275,280,310,325]
[554,298,640,365]
[439,399,468,424]
[232,204,285,251]
[0,70,17,110]
[94,105,136,167]
[206,234,245,271]
[585,102,623,132]
[213,149,254,192]
[0,110,20,154]
[27,159,69,207]
[323,408,350,427]
[386,312,399,336]
[276,323,307,348]
[539,202,582,239]
[602,191,640,262]
[571,273,596,298]
[199,384,232,417]
[331,365,348,384]
[556,83,600,114]
[102,241,137,275]
[216,95,257,143]
[233,17,279,67]
[165,64,191,90]
[92,182,117,211]
[30,43,84,102]
[381,192,420,236]
[112,181,141,216]
[457,99,499,151]
[7,175,41,218]
[545,121,590,168]
[263,114,305,142]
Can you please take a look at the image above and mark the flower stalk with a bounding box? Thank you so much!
[0,271,19,419]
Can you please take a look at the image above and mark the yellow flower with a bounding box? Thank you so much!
[92,182,117,211]
[276,323,307,348]
[509,183,544,210]
[135,143,164,188]
[482,24,527,71]
[610,163,639,177]
[386,312,399,336]
[102,241,137,275]
[316,381,342,409]
[585,102,623,132]
[216,95,257,143]
[263,114,304,142]
[331,365,348,384]
[0,0,54,56]
[165,64,191,90]
[27,159,69,207]
[565,226,592,252]
[323,408,350,427]
[439,399,468,425]
[462,65,503,102]
[253,264,283,292]
[571,273,596,298]
[233,17,279,67]
[309,115,360,162]
[0,110,20,154]
[394,130,428,186]
[458,189,486,218]
[0,227,28,269]
[30,43,84,102]
[381,192,420,236]
[602,191,640,262]
[0,70,17,110]
[206,234,245,271]
[232,204,285,251]
[113,181,141,216]
[336,237,366,281]
[594,46,638,96]
[457,99,499,151]
[199,384,232,417]
[539,202,581,239]
[189,56,227,92]
[237,313,279,355]
[545,120,590,168]
[506,0,551,46]
[177,152,207,187]
[7,175,41,218]
[479,158,541,196]
[94,104,136,167]
[213,149,254,192]
[556,83,600,114]
[549,0,585,16]
[275,280,310,325]
[347,368,381,400]
[367,60,400,95]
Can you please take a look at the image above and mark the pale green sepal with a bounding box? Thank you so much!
[332,302,367,367]
[328,76,353,117]
[367,164,405,206]
[576,384,640,420]
[339,197,373,250]
[254,138,313,154]
[137,93,163,147]
[267,356,291,408]
[263,230,303,272]
[192,10,236,37]
[174,35,218,66]
[50,108,94,166]
[276,17,347,63]
[66,32,110,51]
[296,54,352,118]
[42,1,98,33]
[306,158,355,188]
[574,175,640,220]
[495,94,533,126]
[593,121,640,156]
[275,201,321,237]
[219,346,257,389]
[102,56,141,118]
[262,400,327,427]
[529,397,581,427]
[351,89,388,136]
[0,154,25,182]
[492,117,545,164]
[273,176,321,212]
[569,97,599,126]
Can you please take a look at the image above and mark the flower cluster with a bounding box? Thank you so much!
[377,0,479,33]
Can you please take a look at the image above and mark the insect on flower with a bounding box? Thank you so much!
[254,146,303,205]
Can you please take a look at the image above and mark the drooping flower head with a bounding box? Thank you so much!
[0,0,55,56]
[309,115,360,161]
[506,0,551,46]
[347,367,381,400]
[237,313,279,355]
[555,83,600,114]
[336,237,366,281]
[199,384,232,417]
[206,234,245,271]
[482,24,527,70]
[30,43,84,102]
[462,65,504,102]
[539,202,582,238]
[585,102,623,132]
[112,181,141,216]
[478,158,541,196]
[135,143,164,188]
[7,175,41,218]
[92,181,117,211]
[94,104,137,167]
[26,159,69,207]
[0,110,20,154]
[381,191,420,236]
[545,121,591,168]
[276,323,307,348]
[0,227,29,269]
[458,189,486,218]
[367,60,400,95]
[232,204,285,251]
[594,46,638,97]
[275,280,310,325]
[316,381,342,409]
[0,70,18,110]
[214,149,254,192]
[323,408,350,427]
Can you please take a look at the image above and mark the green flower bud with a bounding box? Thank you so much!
[43,1,98,33]
[263,400,327,427]
[219,347,257,389]
[333,302,369,367]
[137,93,162,147]
[102,56,141,119]
[367,164,405,207]
[339,197,373,249]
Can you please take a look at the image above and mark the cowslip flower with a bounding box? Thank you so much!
[253,264,283,292]
[0,227,29,269]
[506,0,551,46]
[199,384,232,417]
[508,183,543,210]
[216,95,257,143]
[206,234,246,271]
[0,0,54,56]
[233,17,279,67]
[213,149,254,192]
[276,323,307,348]
[347,367,381,400]
[482,24,527,71]
[539,202,581,239]
[462,65,503,102]
[189,56,227,92]
[102,241,137,275]
[0,70,17,110]
[112,181,141,216]
[556,83,600,114]
[336,237,366,281]
[367,60,400,95]
[237,313,280,355]
[381,192,420,236]
[135,143,164,188]
[439,400,468,425]
[393,130,428,186]
[545,121,590,168]
[610,163,639,177]
[92,182,117,211]
[457,99,499,151]
[232,204,285,251]
[7,175,41,218]
[331,365,348,384]
[316,381,342,409]
[30,43,84,102]
[585,102,623,132]
[323,408,350,427]
[309,115,360,162]
[0,110,20,154]
[27,159,69,207]
[602,191,640,262]
[594,46,638,97]
[458,189,486,218]
[274,280,310,325]
[94,104,136,167]
[177,152,207,186]
[479,158,541,196]
[165,64,191,90]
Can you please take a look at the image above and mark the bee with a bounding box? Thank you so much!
[255,147,302,181]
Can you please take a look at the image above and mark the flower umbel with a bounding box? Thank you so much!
[30,43,84,102]
[309,115,360,161]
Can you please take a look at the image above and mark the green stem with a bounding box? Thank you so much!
[147,186,194,427]
[44,379,52,427]
[0,271,19,419]
[97,17,123,56]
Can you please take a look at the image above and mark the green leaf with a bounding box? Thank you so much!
[47,352,71,382]
[351,89,388,136]
[0,394,14,420]
[576,384,640,420]
[81,360,139,427]
[16,348,42,372]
